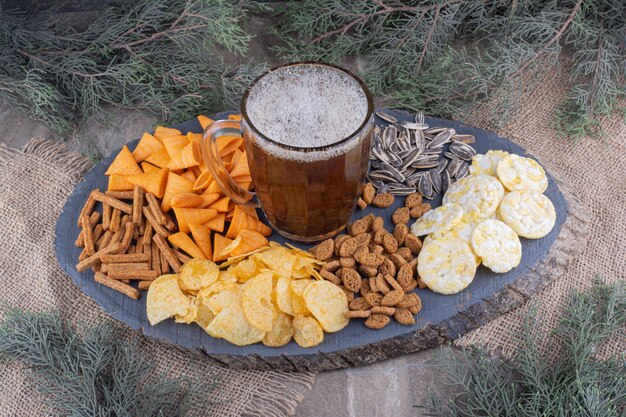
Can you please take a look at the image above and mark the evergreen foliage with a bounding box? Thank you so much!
[0,308,220,416]
[425,280,626,416]
[0,0,266,136]
[272,0,626,138]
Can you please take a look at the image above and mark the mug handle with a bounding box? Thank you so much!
[202,119,259,208]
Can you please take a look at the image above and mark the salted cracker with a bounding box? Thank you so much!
[409,203,463,236]
[469,150,510,176]
[417,237,477,295]
[497,191,556,239]
[442,174,505,222]
[471,219,521,273]
[496,154,548,193]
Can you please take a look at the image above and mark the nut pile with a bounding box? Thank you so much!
[309,189,431,330]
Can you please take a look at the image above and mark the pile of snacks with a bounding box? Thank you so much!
[412,150,556,295]
[75,187,187,299]
[76,115,273,298]
[146,244,349,347]
[108,113,271,262]
[309,192,431,330]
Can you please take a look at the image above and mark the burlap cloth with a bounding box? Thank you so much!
[0,55,623,415]
[458,58,626,357]
[0,144,314,415]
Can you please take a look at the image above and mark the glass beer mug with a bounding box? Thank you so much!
[202,62,374,243]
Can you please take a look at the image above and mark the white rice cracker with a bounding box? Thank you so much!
[496,154,548,193]
[423,221,482,264]
[410,203,463,236]
[443,174,505,222]
[471,219,522,273]
[497,191,556,239]
[469,150,510,176]
[417,237,477,295]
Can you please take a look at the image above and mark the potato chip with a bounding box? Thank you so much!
[292,315,324,348]
[178,258,219,292]
[194,296,215,329]
[197,280,237,300]
[291,279,314,315]
[262,309,294,347]
[204,287,240,315]
[242,271,275,332]
[146,274,191,325]
[229,258,261,281]
[471,219,522,273]
[174,295,198,324]
[302,281,349,332]
[219,270,237,283]
[254,247,296,277]
[206,289,265,346]
[276,276,295,316]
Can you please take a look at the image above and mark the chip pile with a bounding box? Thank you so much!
[146,243,350,348]
[411,151,556,295]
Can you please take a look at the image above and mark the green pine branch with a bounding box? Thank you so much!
[0,0,266,137]
[272,0,626,138]
[423,279,626,416]
[0,307,221,416]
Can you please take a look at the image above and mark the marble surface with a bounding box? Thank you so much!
[295,347,457,417]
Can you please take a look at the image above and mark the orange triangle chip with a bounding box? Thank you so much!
[171,192,220,209]
[106,146,142,176]
[168,232,206,259]
[132,133,163,162]
[189,224,213,260]
[197,115,214,130]
[144,148,171,168]
[205,212,226,232]
[228,114,242,121]
[125,168,168,198]
[213,234,233,262]
[173,207,217,233]
[193,171,212,192]
[163,134,189,159]
[161,172,194,213]
[153,126,182,142]
[180,169,196,183]
[229,229,269,257]
[187,132,203,145]
[108,175,135,191]
[141,162,159,173]
[229,151,250,178]
[209,196,230,212]
[167,141,201,170]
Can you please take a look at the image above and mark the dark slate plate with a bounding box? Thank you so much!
[55,109,567,370]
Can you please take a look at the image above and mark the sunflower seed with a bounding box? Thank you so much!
[441,170,451,194]
[430,130,452,148]
[425,127,447,135]
[452,134,475,144]
[399,147,422,171]
[436,158,448,173]
[376,111,397,124]
[388,187,416,196]
[401,121,429,130]
[455,162,469,179]
[449,142,476,161]
[446,157,461,177]
[369,110,476,197]
[418,174,433,197]
[429,169,442,194]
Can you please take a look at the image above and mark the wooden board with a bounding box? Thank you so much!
[55,109,569,371]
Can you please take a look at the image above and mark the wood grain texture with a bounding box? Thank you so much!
[54,109,577,371]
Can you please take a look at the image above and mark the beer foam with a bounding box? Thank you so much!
[244,64,371,161]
